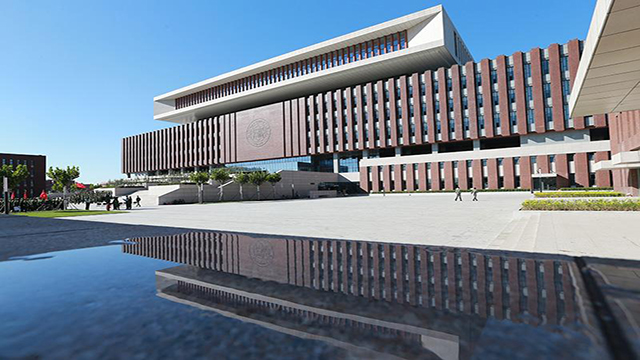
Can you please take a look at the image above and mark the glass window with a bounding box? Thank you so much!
[527,109,534,124]
[524,63,531,78]
[544,107,553,122]
[542,59,550,75]
[543,83,551,98]
[338,156,360,173]
[562,80,571,97]
[492,91,499,105]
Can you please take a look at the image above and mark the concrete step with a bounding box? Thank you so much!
[513,212,541,252]
[488,212,541,252]
[488,212,530,249]
[125,185,181,206]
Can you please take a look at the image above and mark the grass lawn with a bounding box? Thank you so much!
[14,210,127,218]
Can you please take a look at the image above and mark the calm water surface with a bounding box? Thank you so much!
[0,231,628,359]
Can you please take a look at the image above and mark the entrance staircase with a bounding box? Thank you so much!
[127,185,181,206]
[487,212,541,252]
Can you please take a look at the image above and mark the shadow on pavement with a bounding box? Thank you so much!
[0,214,198,261]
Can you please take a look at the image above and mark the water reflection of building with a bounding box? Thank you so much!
[123,232,586,326]
[157,266,482,359]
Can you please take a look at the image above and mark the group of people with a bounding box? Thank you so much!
[454,187,478,201]
[106,195,141,211]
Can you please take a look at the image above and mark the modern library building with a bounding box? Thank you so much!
[122,4,640,195]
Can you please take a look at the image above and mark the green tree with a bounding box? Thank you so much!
[266,172,282,199]
[249,171,269,200]
[189,171,210,204]
[0,164,30,192]
[210,168,231,201]
[47,166,80,209]
[234,172,250,201]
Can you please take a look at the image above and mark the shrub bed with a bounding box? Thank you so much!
[533,191,624,198]
[559,187,613,191]
[522,199,640,211]
[1,198,64,212]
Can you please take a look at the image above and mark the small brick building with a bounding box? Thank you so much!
[0,153,46,198]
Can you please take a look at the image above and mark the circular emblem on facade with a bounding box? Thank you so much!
[246,119,271,148]
[249,239,274,267]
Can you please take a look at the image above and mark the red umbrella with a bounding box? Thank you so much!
[76,182,87,189]
[40,190,48,200]
[23,191,28,199]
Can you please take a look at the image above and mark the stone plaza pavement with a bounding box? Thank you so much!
[66,192,640,261]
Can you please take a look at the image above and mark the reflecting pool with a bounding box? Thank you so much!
[1,230,638,359]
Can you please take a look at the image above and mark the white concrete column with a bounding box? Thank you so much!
[333,153,340,173]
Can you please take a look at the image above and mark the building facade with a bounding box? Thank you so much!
[0,153,46,198]
[123,5,621,192]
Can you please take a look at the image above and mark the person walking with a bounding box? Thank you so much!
[471,187,479,201]
[113,197,120,210]
[106,200,111,211]
[125,196,132,210]
[135,196,141,207]
[454,187,462,201]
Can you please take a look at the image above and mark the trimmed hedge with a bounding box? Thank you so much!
[1,198,64,212]
[522,199,640,211]
[559,187,613,191]
[372,188,531,194]
[533,191,624,198]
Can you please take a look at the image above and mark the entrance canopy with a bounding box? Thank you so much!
[569,0,640,117]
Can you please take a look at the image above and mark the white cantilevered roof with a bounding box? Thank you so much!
[153,5,473,124]
[569,0,640,117]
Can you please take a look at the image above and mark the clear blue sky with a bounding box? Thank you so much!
[0,0,595,183]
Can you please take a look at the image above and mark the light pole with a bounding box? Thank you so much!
[3,177,9,214]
